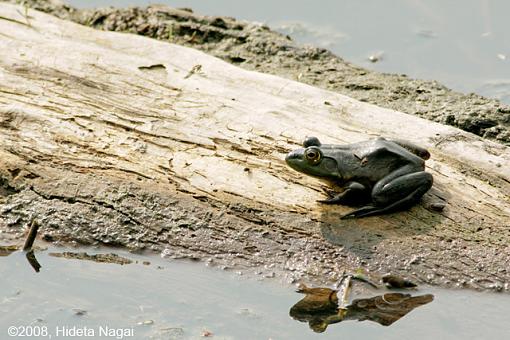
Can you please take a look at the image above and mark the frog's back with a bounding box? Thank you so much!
[335,139,426,185]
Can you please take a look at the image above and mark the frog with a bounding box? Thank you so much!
[285,136,433,219]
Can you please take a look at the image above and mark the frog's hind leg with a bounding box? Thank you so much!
[341,171,433,219]
[389,139,430,160]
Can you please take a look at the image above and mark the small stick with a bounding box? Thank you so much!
[352,274,380,289]
[25,250,41,272]
[23,218,39,251]
[339,275,353,308]
[331,274,353,322]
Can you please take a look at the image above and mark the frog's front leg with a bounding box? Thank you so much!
[341,166,433,219]
[318,181,370,205]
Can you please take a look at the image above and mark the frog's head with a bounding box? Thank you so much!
[285,137,340,179]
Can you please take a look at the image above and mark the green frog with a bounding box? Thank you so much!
[285,137,433,219]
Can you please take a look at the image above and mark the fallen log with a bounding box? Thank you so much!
[0,3,509,291]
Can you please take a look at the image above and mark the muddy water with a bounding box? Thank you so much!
[67,0,510,104]
[1,247,509,340]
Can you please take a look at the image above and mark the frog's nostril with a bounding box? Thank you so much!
[285,149,307,166]
[285,151,299,163]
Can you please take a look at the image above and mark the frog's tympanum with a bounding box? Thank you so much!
[285,137,433,218]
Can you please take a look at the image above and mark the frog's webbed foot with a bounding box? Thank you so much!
[340,205,396,219]
[318,182,369,206]
[341,171,433,219]
[321,187,338,199]
[318,192,348,205]
[318,196,347,205]
[341,199,416,219]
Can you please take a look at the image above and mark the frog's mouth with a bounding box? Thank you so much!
[285,149,306,170]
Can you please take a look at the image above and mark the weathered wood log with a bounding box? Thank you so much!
[0,4,509,290]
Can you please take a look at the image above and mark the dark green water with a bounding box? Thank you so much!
[1,247,509,339]
[66,0,510,104]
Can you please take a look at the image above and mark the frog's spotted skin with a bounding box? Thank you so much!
[285,137,433,219]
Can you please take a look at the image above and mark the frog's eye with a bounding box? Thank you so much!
[305,147,322,164]
[303,136,321,148]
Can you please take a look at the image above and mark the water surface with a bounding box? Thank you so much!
[66,0,510,104]
[1,247,509,339]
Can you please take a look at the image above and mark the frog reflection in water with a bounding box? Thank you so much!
[285,137,433,218]
[289,284,434,333]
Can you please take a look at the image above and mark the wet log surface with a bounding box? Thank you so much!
[0,4,509,291]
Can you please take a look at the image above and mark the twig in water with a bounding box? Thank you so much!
[338,274,353,309]
[25,250,41,272]
[22,218,39,251]
[22,219,42,272]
